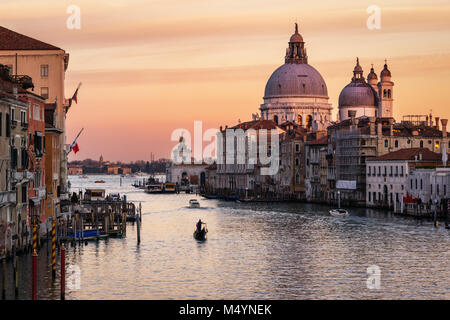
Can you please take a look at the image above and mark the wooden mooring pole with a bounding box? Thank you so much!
[52,219,56,280]
[60,244,65,300]
[136,215,141,244]
[1,257,6,300]
[32,250,37,300]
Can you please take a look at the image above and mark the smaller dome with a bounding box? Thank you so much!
[290,33,303,42]
[289,23,303,42]
[380,63,391,78]
[339,82,378,107]
[367,66,377,81]
[353,57,363,73]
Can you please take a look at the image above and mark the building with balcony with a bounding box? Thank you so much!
[0,26,70,205]
[44,103,62,224]
[366,148,446,212]
[305,134,328,202]
[19,88,47,233]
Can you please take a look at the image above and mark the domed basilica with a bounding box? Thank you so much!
[259,24,395,129]
[338,58,394,121]
[260,24,332,131]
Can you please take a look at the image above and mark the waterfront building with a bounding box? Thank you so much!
[18,84,47,237]
[44,103,63,222]
[0,26,71,203]
[0,66,32,255]
[213,120,283,198]
[260,24,332,130]
[68,165,83,175]
[277,121,307,199]
[167,136,209,187]
[407,167,450,214]
[305,134,328,202]
[327,57,450,206]
[366,148,445,212]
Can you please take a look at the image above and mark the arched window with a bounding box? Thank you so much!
[297,114,302,126]
[419,140,423,148]
[394,140,398,148]
[274,115,278,125]
[383,89,387,98]
[307,115,313,128]
[387,89,391,98]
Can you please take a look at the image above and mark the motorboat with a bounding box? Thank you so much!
[189,199,200,208]
[145,184,163,193]
[329,208,349,218]
[329,191,349,217]
[94,180,105,183]
[193,227,207,241]
[163,183,176,193]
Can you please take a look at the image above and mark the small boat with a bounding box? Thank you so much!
[329,208,349,218]
[145,184,163,193]
[193,228,207,241]
[95,180,105,183]
[189,199,200,208]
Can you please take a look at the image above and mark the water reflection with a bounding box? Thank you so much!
[1,175,449,299]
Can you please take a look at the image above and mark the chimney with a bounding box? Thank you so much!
[435,117,440,130]
[441,119,447,138]
[389,118,394,136]
[369,117,376,135]
[348,110,356,130]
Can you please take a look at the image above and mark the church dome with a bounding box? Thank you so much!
[339,82,378,107]
[290,33,303,42]
[367,66,378,81]
[380,63,391,78]
[264,63,328,98]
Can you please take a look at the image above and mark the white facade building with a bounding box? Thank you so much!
[366,148,445,212]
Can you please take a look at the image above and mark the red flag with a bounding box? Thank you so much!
[72,143,79,154]
[72,88,79,104]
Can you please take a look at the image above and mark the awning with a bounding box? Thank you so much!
[29,198,41,206]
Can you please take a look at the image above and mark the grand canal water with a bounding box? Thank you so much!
[1,175,449,299]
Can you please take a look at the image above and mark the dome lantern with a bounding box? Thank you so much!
[285,23,307,64]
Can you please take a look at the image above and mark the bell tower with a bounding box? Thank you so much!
[377,60,394,118]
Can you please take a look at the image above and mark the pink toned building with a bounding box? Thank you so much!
[19,91,47,228]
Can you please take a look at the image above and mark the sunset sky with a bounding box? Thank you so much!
[1,0,450,162]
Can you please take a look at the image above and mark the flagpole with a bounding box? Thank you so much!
[68,128,84,154]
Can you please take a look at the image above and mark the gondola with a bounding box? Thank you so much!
[193,227,208,241]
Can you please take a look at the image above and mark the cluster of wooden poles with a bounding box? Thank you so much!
[1,217,66,300]
[1,201,142,300]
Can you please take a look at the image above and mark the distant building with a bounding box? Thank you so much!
[106,165,131,175]
[68,166,83,175]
